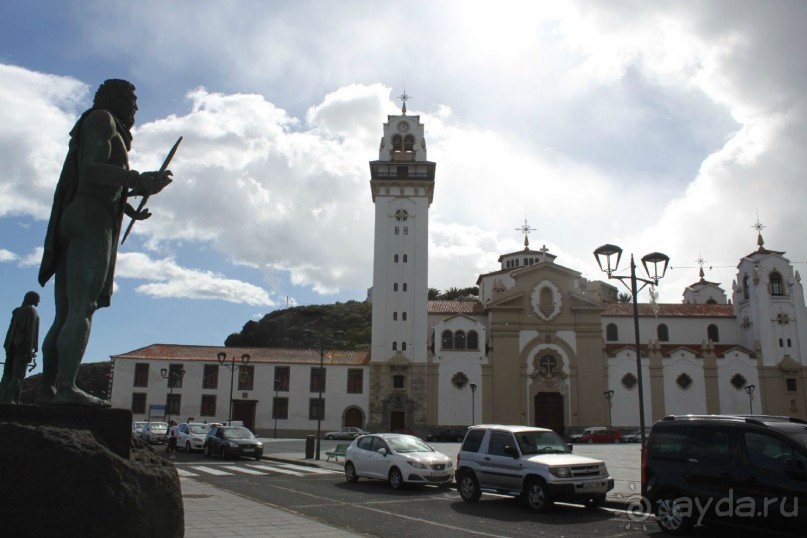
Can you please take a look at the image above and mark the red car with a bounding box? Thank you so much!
[579,428,623,443]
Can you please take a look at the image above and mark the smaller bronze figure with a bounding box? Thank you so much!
[0,291,40,403]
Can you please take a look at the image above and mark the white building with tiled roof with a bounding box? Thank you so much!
[109,102,807,438]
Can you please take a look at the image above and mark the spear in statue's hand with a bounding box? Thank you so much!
[121,136,182,245]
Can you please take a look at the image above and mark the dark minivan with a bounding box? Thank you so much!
[642,415,807,535]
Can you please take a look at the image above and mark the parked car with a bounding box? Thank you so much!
[456,425,613,512]
[204,426,263,460]
[178,422,212,452]
[324,427,369,440]
[344,433,454,489]
[621,429,644,443]
[568,426,607,443]
[141,422,169,444]
[426,428,467,442]
[132,421,147,439]
[643,415,807,535]
[579,428,623,444]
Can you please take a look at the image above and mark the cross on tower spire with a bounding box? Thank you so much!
[398,88,411,114]
[695,254,707,281]
[516,218,536,250]
[752,215,766,250]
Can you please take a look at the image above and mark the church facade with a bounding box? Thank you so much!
[109,103,807,437]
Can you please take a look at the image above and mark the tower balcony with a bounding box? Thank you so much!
[370,161,436,182]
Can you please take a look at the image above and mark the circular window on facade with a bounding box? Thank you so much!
[730,373,747,390]
[621,373,637,390]
[452,372,469,389]
[677,373,693,390]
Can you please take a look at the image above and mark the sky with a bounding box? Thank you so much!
[1,0,806,370]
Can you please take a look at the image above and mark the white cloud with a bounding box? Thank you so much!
[0,248,17,262]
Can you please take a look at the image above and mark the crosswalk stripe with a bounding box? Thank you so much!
[189,465,234,476]
[274,463,342,475]
[221,465,266,475]
[248,464,305,476]
[177,468,199,477]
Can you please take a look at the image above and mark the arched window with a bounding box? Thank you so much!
[392,341,397,351]
[441,330,453,350]
[403,226,408,235]
[706,298,717,304]
[743,275,750,300]
[403,254,407,263]
[402,312,407,321]
[606,323,618,341]
[707,324,720,342]
[394,254,399,263]
[404,134,415,152]
[770,272,785,296]
[454,331,466,350]
[402,283,408,292]
[393,283,398,291]
[467,330,479,350]
[657,324,669,342]
[393,312,397,321]
[392,134,403,152]
[402,342,407,351]
[395,226,400,235]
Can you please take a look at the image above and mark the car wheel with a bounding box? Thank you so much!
[255,454,261,461]
[524,478,553,513]
[457,472,481,503]
[186,441,192,453]
[204,444,211,457]
[326,435,335,440]
[345,462,359,483]
[655,496,694,535]
[583,494,605,509]
[388,467,404,490]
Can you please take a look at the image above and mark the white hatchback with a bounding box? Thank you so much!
[177,422,212,452]
[344,433,453,489]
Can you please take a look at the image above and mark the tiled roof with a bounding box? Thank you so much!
[428,300,485,314]
[603,303,734,318]
[111,344,371,366]
[604,343,755,358]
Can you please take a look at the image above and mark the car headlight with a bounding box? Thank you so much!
[256,443,263,448]
[549,466,572,478]
[407,460,428,469]
[600,464,608,475]
[228,442,239,448]
[446,460,453,468]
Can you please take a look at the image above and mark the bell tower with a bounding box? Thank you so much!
[368,92,436,430]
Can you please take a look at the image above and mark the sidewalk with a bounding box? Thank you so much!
[181,443,641,537]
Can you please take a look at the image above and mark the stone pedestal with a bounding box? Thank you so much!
[0,404,183,537]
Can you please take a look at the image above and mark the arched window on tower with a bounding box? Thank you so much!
[454,331,466,350]
[393,312,398,321]
[402,312,407,321]
[393,283,398,292]
[441,330,453,350]
[395,226,400,235]
[402,342,407,351]
[743,275,750,300]
[468,330,479,350]
[403,226,408,235]
[707,324,720,342]
[392,134,403,152]
[606,323,618,341]
[770,272,785,296]
[403,283,408,292]
[404,134,415,152]
[392,341,397,351]
[403,254,408,263]
[394,254,399,263]
[657,324,669,342]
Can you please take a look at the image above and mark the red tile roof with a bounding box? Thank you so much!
[603,303,734,318]
[111,344,371,365]
[428,300,485,314]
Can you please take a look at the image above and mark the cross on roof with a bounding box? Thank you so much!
[398,89,411,114]
[516,218,535,248]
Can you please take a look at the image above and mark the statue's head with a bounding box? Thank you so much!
[94,79,137,130]
[23,291,40,307]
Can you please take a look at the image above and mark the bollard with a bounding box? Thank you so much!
[305,434,315,459]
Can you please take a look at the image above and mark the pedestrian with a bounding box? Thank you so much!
[167,419,179,459]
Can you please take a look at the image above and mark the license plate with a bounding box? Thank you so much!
[242,447,254,452]
[584,481,601,489]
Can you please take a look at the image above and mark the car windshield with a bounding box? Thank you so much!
[223,427,255,440]
[516,431,569,455]
[150,423,168,431]
[190,425,211,434]
[387,436,433,454]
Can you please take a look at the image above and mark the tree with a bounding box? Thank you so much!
[428,288,441,300]
[618,292,633,304]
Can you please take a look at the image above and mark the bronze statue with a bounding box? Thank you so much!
[0,291,40,404]
[38,79,173,406]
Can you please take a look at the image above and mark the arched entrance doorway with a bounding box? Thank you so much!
[344,407,364,428]
[534,392,564,434]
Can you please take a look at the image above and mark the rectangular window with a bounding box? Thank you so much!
[134,363,149,387]
[202,364,219,389]
[200,395,216,417]
[309,398,325,420]
[274,366,290,392]
[347,369,363,394]
[238,365,255,391]
[786,378,798,392]
[393,375,405,389]
[131,393,146,413]
[166,394,181,416]
[167,363,184,388]
[310,367,326,392]
[273,397,289,419]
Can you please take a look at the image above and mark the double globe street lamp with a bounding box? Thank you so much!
[217,352,251,425]
[594,244,669,456]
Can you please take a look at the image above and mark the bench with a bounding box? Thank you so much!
[326,443,351,462]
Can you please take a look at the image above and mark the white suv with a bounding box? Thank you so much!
[456,425,614,512]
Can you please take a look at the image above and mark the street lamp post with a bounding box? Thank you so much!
[470,383,477,425]
[594,244,669,458]
[745,384,756,414]
[160,366,185,423]
[274,378,280,439]
[604,390,615,430]
[217,352,250,425]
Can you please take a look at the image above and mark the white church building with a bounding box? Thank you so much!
[110,101,807,437]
